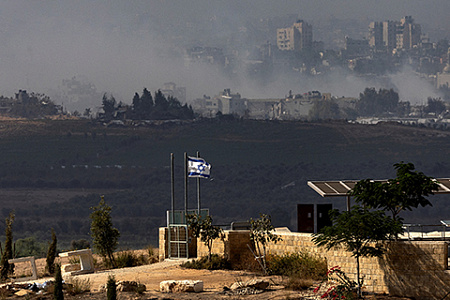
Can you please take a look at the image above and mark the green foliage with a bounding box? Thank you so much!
[425,97,446,116]
[53,263,64,300]
[313,205,402,297]
[9,91,59,118]
[249,214,282,274]
[308,99,341,120]
[90,196,120,268]
[46,228,57,274]
[114,250,148,269]
[181,254,231,270]
[15,236,46,258]
[187,214,222,262]
[102,94,117,121]
[351,162,438,221]
[70,239,90,250]
[106,275,117,300]
[267,252,327,280]
[356,87,399,117]
[0,212,15,281]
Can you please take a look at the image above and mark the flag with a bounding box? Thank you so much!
[188,156,211,178]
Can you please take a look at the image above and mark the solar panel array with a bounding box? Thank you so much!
[308,178,450,197]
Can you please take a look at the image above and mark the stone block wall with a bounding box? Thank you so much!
[160,228,450,299]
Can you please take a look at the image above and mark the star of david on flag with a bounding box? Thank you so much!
[188,156,211,178]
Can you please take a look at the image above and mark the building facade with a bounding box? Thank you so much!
[277,20,313,52]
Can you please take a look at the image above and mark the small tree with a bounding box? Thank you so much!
[249,214,282,274]
[53,263,64,300]
[351,162,438,222]
[0,212,15,281]
[312,206,402,298]
[186,214,222,262]
[90,196,120,268]
[46,228,57,274]
[106,275,117,300]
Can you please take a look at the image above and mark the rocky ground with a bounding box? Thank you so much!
[0,254,413,299]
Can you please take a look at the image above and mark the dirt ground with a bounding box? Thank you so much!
[2,254,412,300]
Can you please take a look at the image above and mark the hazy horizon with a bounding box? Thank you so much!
[0,1,448,111]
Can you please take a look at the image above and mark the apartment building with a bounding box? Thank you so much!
[277,20,313,52]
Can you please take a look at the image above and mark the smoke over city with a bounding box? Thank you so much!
[0,1,448,111]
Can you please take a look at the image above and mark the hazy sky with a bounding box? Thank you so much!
[0,1,448,110]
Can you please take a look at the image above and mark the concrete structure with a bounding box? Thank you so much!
[8,256,38,282]
[277,20,313,52]
[159,228,450,299]
[59,249,95,276]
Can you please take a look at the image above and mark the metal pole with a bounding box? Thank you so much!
[346,195,351,211]
[171,153,175,225]
[184,152,188,223]
[197,151,201,216]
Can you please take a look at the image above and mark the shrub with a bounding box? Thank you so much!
[114,250,148,269]
[106,275,116,300]
[267,252,327,280]
[66,277,91,295]
[70,239,90,250]
[181,254,231,270]
[53,263,64,300]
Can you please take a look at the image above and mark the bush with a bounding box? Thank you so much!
[181,254,231,270]
[66,277,91,295]
[267,252,327,280]
[70,239,90,250]
[106,275,116,300]
[114,250,147,269]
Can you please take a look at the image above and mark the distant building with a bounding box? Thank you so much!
[160,82,186,103]
[369,21,398,52]
[437,48,450,88]
[277,20,313,52]
[342,37,370,59]
[369,16,421,53]
[193,89,246,117]
[399,16,421,50]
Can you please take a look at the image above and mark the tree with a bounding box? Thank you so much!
[249,214,282,274]
[356,88,399,117]
[106,275,117,300]
[140,88,153,119]
[54,263,64,300]
[424,97,446,116]
[102,93,116,120]
[46,228,57,274]
[186,214,222,262]
[351,162,438,222]
[312,205,402,298]
[90,196,120,268]
[308,99,341,120]
[0,212,15,281]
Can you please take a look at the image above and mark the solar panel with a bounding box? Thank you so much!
[308,178,450,197]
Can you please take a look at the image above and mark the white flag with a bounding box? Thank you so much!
[188,156,211,178]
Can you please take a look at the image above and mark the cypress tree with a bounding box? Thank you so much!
[53,263,64,300]
[106,275,117,300]
[0,212,15,281]
[46,228,57,274]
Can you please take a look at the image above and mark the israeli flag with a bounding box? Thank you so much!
[188,156,211,178]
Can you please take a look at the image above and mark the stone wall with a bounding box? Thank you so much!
[160,227,450,299]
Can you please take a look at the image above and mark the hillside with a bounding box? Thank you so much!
[0,118,449,249]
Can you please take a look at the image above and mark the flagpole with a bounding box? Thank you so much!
[197,151,201,216]
[184,152,188,222]
[171,153,175,225]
